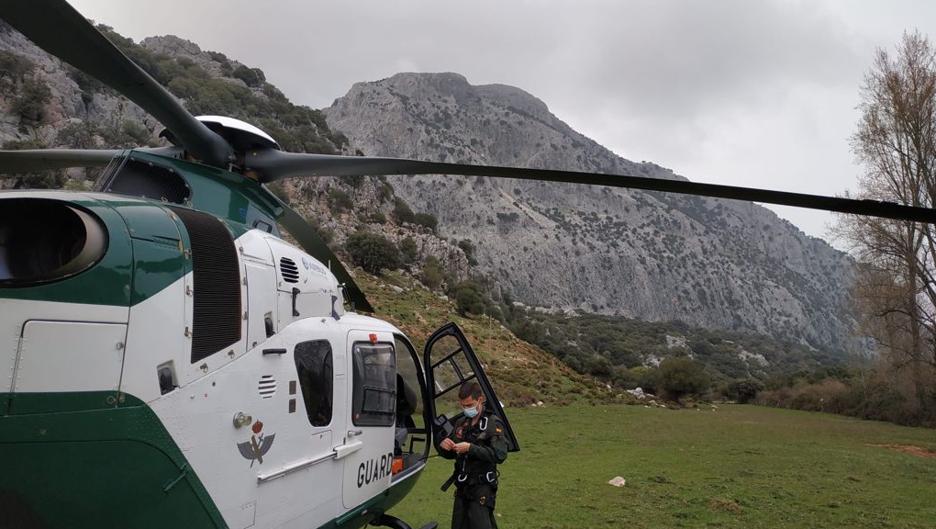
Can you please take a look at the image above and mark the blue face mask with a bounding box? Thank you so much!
[462,404,480,418]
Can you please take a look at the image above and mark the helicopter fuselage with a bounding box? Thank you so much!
[0,158,432,528]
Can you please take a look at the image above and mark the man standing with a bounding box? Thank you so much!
[439,381,508,529]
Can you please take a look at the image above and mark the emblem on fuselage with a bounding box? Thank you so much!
[236,420,275,467]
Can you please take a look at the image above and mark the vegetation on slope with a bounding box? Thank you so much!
[358,271,616,407]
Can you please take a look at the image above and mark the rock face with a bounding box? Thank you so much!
[325,73,858,351]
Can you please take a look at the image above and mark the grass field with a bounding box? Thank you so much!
[388,404,936,529]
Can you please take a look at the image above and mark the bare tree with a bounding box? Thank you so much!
[841,31,936,411]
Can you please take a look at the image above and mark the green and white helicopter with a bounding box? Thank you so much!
[1,1,934,528]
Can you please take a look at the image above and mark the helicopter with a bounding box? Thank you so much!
[2,1,936,529]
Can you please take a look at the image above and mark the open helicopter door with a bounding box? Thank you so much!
[423,323,519,452]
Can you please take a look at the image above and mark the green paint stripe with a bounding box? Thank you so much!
[0,392,226,529]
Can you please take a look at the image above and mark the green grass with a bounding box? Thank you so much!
[388,404,936,529]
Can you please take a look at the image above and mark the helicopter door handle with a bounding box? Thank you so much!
[347,429,363,437]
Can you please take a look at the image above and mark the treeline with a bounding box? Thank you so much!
[756,368,936,428]
[507,308,846,402]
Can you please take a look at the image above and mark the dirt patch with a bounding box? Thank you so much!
[709,498,743,514]
[871,444,936,458]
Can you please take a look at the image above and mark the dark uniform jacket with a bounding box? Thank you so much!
[440,411,508,484]
[440,411,508,529]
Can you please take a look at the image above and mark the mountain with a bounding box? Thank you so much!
[0,21,859,358]
[324,73,858,352]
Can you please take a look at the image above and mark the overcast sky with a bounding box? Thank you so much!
[69,0,936,247]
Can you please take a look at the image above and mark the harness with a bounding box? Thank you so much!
[440,415,499,492]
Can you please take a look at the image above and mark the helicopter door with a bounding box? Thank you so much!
[423,323,519,452]
[341,331,397,510]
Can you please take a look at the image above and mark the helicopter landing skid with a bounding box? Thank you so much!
[371,513,438,529]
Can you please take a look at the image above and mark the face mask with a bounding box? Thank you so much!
[462,404,480,418]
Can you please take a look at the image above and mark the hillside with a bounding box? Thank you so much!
[359,271,613,406]
[325,73,860,352]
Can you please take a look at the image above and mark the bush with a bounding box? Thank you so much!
[339,175,365,188]
[393,198,415,224]
[413,212,438,232]
[399,237,418,264]
[458,239,478,266]
[453,281,487,316]
[328,189,353,213]
[722,379,764,404]
[658,357,710,401]
[0,51,34,86]
[344,231,400,275]
[421,256,445,290]
[232,65,266,88]
[12,76,52,122]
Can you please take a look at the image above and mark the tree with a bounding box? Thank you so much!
[658,357,710,401]
[393,198,415,224]
[399,237,418,264]
[453,281,486,316]
[413,212,438,233]
[841,31,936,414]
[723,379,764,404]
[344,231,400,275]
[12,75,52,122]
[458,239,478,266]
[420,256,445,290]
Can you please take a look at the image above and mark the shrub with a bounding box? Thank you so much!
[232,65,266,88]
[722,379,764,404]
[453,281,486,316]
[399,237,418,264]
[0,51,34,86]
[339,175,365,188]
[421,256,445,290]
[344,231,400,275]
[458,239,478,266]
[12,76,52,122]
[393,198,415,224]
[658,357,710,401]
[328,189,353,213]
[413,212,438,233]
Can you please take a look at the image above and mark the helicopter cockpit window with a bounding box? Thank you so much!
[294,340,333,427]
[102,157,190,204]
[352,342,396,427]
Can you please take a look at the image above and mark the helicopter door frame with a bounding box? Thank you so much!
[423,322,519,452]
[390,333,431,482]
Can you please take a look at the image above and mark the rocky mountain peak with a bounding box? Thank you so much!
[326,72,860,352]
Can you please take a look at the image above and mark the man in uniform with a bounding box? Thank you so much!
[438,381,508,529]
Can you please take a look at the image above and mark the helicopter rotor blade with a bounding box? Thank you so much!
[246,150,936,224]
[0,149,120,172]
[0,147,183,173]
[0,0,233,167]
[274,198,375,313]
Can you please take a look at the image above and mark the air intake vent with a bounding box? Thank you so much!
[280,257,299,283]
[258,375,276,399]
[169,206,242,363]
